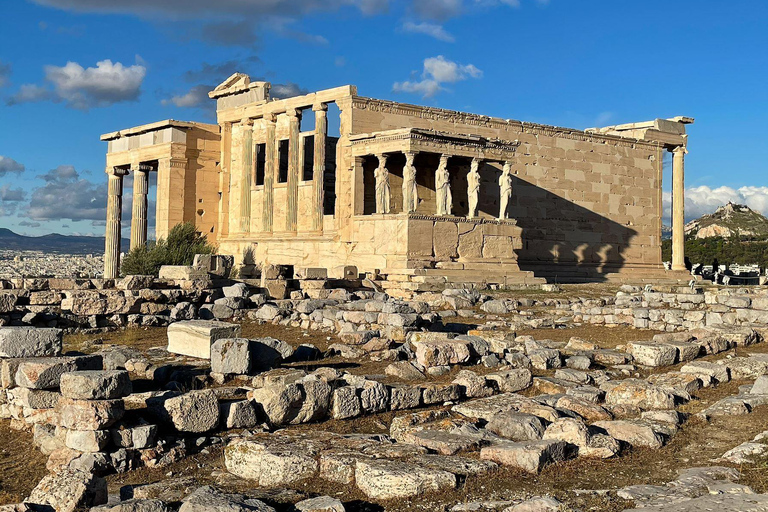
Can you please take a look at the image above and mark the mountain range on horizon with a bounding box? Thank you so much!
[0,227,129,255]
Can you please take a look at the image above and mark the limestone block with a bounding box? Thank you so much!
[331,386,361,420]
[354,459,456,499]
[680,361,730,383]
[166,320,241,359]
[178,486,274,512]
[295,268,328,280]
[480,440,567,473]
[220,400,258,429]
[110,422,157,449]
[486,412,545,441]
[158,266,207,280]
[149,390,219,433]
[412,337,472,368]
[12,387,61,409]
[262,279,288,300]
[65,429,110,452]
[593,420,664,449]
[222,282,250,298]
[25,469,107,512]
[627,342,678,367]
[57,398,125,430]
[402,430,479,455]
[210,338,251,375]
[15,355,102,390]
[224,439,319,486]
[60,370,131,400]
[485,368,533,393]
[295,496,344,512]
[482,235,516,259]
[0,293,17,313]
[248,383,303,426]
[604,379,676,410]
[433,222,459,260]
[118,275,154,291]
[0,327,62,358]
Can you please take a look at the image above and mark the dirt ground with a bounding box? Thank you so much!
[0,423,48,504]
[0,320,757,510]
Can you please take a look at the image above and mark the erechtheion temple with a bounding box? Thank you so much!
[101,73,693,284]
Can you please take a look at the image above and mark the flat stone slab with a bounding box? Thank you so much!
[15,355,102,390]
[167,320,241,359]
[0,327,62,358]
[623,494,768,511]
[480,439,567,473]
[60,370,132,400]
[224,439,319,487]
[354,458,457,500]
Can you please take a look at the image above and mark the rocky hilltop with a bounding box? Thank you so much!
[684,202,768,239]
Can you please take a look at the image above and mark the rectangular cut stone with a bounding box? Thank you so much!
[167,320,241,359]
[158,265,207,280]
[480,440,567,472]
[15,355,102,390]
[0,327,62,358]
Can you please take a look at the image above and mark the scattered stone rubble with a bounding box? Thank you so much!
[1,270,768,511]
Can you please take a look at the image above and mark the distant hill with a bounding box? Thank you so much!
[684,202,768,240]
[0,228,128,255]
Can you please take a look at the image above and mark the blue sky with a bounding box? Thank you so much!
[0,0,766,238]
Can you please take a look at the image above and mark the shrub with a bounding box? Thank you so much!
[120,222,216,277]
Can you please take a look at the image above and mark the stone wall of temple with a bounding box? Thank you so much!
[349,98,664,280]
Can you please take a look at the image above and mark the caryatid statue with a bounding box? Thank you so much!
[467,157,481,218]
[403,151,419,213]
[498,160,513,220]
[435,154,452,216]
[374,154,390,214]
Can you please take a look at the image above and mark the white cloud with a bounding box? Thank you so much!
[393,55,482,98]
[0,156,25,176]
[163,85,212,108]
[401,21,455,42]
[662,185,768,223]
[0,185,26,202]
[8,59,146,110]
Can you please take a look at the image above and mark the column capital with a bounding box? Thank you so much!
[264,112,277,123]
[405,150,418,158]
[312,102,328,112]
[134,162,153,173]
[107,166,129,177]
[672,145,688,154]
[242,118,254,127]
[286,108,301,118]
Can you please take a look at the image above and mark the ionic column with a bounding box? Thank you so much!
[671,145,687,271]
[104,168,127,279]
[312,103,328,231]
[240,119,253,233]
[286,108,301,232]
[130,163,150,251]
[263,113,277,232]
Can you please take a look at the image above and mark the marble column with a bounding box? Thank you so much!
[312,103,327,231]
[130,163,150,251]
[374,154,391,214]
[671,145,687,271]
[240,119,253,233]
[435,154,452,216]
[262,113,277,232]
[403,151,418,213]
[499,160,513,220]
[218,122,232,237]
[104,168,127,279]
[286,108,301,232]
[467,157,481,218]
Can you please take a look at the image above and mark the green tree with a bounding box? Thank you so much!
[120,222,216,277]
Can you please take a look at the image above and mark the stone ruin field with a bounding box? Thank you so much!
[3,276,768,511]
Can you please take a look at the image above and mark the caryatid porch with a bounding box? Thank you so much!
[349,128,530,272]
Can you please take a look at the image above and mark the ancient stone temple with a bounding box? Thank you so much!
[101,73,692,283]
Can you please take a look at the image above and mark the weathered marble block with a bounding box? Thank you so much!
[0,327,62,358]
[167,320,241,359]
